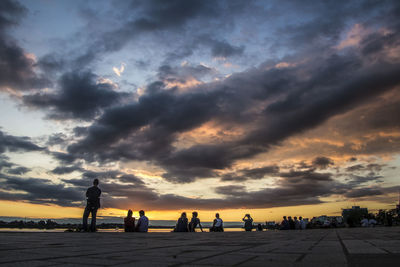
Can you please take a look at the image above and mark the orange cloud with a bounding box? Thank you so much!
[164,77,202,91]
[336,23,369,49]
[174,121,247,149]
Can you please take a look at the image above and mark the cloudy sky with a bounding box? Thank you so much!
[1,0,400,221]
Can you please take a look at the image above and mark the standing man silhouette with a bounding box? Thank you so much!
[82,179,101,232]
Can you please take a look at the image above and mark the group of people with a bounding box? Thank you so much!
[173,212,224,232]
[82,179,148,232]
[123,209,149,232]
[360,217,377,227]
[280,216,307,230]
[81,179,260,233]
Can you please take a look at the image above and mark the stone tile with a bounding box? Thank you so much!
[0,251,50,263]
[195,253,255,266]
[301,252,347,264]
[174,250,220,259]
[0,261,55,267]
[342,240,387,254]
[239,260,296,267]
[2,228,400,266]
[47,257,129,266]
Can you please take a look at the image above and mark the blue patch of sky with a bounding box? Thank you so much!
[0,95,63,137]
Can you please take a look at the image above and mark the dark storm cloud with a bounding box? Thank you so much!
[279,170,333,183]
[61,169,146,188]
[51,165,337,210]
[158,63,216,81]
[72,0,222,67]
[0,174,83,206]
[23,71,126,120]
[65,11,400,182]
[312,157,334,169]
[50,152,77,165]
[1,161,392,210]
[346,163,386,173]
[36,54,65,74]
[118,174,146,185]
[214,185,246,196]
[159,144,264,183]
[51,165,83,175]
[344,188,383,198]
[0,155,13,171]
[209,39,244,58]
[170,35,245,60]
[345,174,383,187]
[66,85,224,166]
[0,0,49,92]
[100,172,334,210]
[0,130,43,153]
[82,170,122,180]
[221,165,279,181]
[6,166,30,175]
[275,0,391,51]
[0,0,26,30]
[46,133,68,147]
[210,170,339,209]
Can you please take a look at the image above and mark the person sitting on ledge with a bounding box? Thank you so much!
[242,214,253,231]
[210,213,224,232]
[288,216,295,230]
[361,216,369,227]
[124,209,135,232]
[281,216,290,230]
[135,210,149,232]
[175,212,189,232]
[189,211,203,232]
[299,216,307,230]
[294,216,300,230]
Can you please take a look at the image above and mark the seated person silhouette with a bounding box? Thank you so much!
[135,210,149,232]
[189,211,203,232]
[210,213,224,232]
[175,212,189,232]
[124,210,135,232]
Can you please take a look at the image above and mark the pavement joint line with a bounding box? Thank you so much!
[234,255,258,266]
[363,240,391,254]
[336,229,350,266]
[168,242,270,267]
[0,245,80,252]
[45,259,102,267]
[0,242,199,265]
[295,233,329,263]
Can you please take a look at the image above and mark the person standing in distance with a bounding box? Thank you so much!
[242,214,253,231]
[82,179,101,232]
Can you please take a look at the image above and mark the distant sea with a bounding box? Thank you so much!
[0,216,252,229]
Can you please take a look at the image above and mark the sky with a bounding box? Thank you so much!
[0,0,400,222]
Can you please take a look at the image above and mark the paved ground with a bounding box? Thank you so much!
[1,227,400,266]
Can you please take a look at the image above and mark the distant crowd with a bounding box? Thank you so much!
[279,216,307,230]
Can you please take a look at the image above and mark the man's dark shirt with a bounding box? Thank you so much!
[190,217,200,231]
[86,186,101,208]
